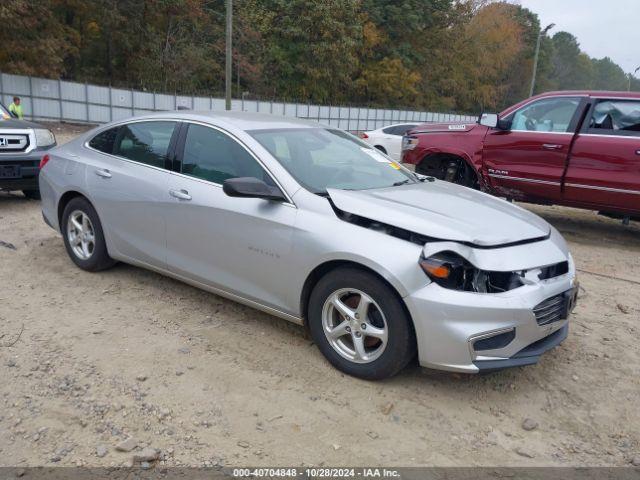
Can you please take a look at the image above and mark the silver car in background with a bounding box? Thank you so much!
[39,112,578,379]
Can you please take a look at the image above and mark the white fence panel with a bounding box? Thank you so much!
[0,71,474,130]
[60,81,85,101]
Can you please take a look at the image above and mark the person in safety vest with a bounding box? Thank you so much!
[8,97,24,119]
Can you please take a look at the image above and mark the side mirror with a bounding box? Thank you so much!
[223,177,286,202]
[479,113,512,131]
[479,113,498,128]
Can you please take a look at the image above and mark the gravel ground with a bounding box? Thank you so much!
[0,123,639,468]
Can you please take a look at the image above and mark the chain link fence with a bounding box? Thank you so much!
[0,72,476,132]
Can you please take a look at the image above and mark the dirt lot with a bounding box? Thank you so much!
[0,123,639,468]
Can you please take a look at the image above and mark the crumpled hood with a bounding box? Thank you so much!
[409,122,478,134]
[328,181,551,247]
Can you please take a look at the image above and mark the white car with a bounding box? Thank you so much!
[360,123,418,161]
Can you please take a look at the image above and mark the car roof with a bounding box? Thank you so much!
[370,122,418,131]
[501,90,640,116]
[118,110,326,131]
[533,90,640,99]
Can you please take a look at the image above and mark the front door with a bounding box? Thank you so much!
[483,96,584,202]
[164,123,297,313]
[564,98,640,214]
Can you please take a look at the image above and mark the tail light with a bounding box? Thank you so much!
[39,154,50,169]
[359,132,369,139]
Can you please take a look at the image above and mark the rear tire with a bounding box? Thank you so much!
[22,189,41,200]
[61,197,116,272]
[374,145,387,154]
[308,267,416,380]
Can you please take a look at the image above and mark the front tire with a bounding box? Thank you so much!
[61,197,115,271]
[417,155,478,189]
[308,267,416,380]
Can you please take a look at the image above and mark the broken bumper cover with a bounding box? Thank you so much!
[404,256,576,374]
[473,324,568,372]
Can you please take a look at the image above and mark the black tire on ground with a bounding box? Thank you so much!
[308,267,416,380]
[22,189,41,200]
[374,145,387,154]
[61,196,116,272]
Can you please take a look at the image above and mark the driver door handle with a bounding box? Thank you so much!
[542,144,563,150]
[169,188,192,201]
[95,168,112,178]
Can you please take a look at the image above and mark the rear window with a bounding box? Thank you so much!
[381,124,418,135]
[89,127,118,154]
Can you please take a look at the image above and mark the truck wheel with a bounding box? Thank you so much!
[308,267,416,380]
[417,155,478,189]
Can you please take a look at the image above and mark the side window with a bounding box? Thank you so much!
[510,97,581,133]
[113,121,176,168]
[181,124,272,185]
[89,127,118,154]
[589,100,640,136]
[382,126,395,134]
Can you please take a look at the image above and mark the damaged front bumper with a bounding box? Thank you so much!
[403,234,577,373]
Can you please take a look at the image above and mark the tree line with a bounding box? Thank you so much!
[1,0,638,113]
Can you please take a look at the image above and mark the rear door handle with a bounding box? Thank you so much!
[542,144,563,150]
[95,168,112,178]
[169,189,192,201]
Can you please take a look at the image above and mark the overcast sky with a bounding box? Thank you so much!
[511,0,640,74]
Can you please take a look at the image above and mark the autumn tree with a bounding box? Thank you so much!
[0,0,76,77]
[1,0,638,111]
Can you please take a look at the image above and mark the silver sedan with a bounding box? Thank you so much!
[39,112,578,379]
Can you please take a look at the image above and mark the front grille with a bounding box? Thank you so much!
[533,294,566,326]
[0,133,29,153]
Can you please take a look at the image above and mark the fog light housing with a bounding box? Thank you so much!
[472,329,516,352]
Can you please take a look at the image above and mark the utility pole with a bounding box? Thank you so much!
[225,0,233,110]
[628,66,640,92]
[529,23,555,98]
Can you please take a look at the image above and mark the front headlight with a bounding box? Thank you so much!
[419,251,524,293]
[401,135,418,151]
[34,129,56,147]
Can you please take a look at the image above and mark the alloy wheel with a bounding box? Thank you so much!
[67,210,96,260]
[321,288,388,364]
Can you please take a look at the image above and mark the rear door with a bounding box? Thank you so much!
[483,96,584,202]
[85,120,178,268]
[564,98,640,214]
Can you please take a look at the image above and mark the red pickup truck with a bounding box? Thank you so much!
[401,91,640,221]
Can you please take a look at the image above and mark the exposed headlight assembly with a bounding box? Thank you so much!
[419,251,524,293]
[401,135,419,151]
[34,129,56,147]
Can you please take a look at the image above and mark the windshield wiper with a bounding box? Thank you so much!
[392,179,411,187]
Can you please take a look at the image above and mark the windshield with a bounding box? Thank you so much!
[249,128,416,194]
